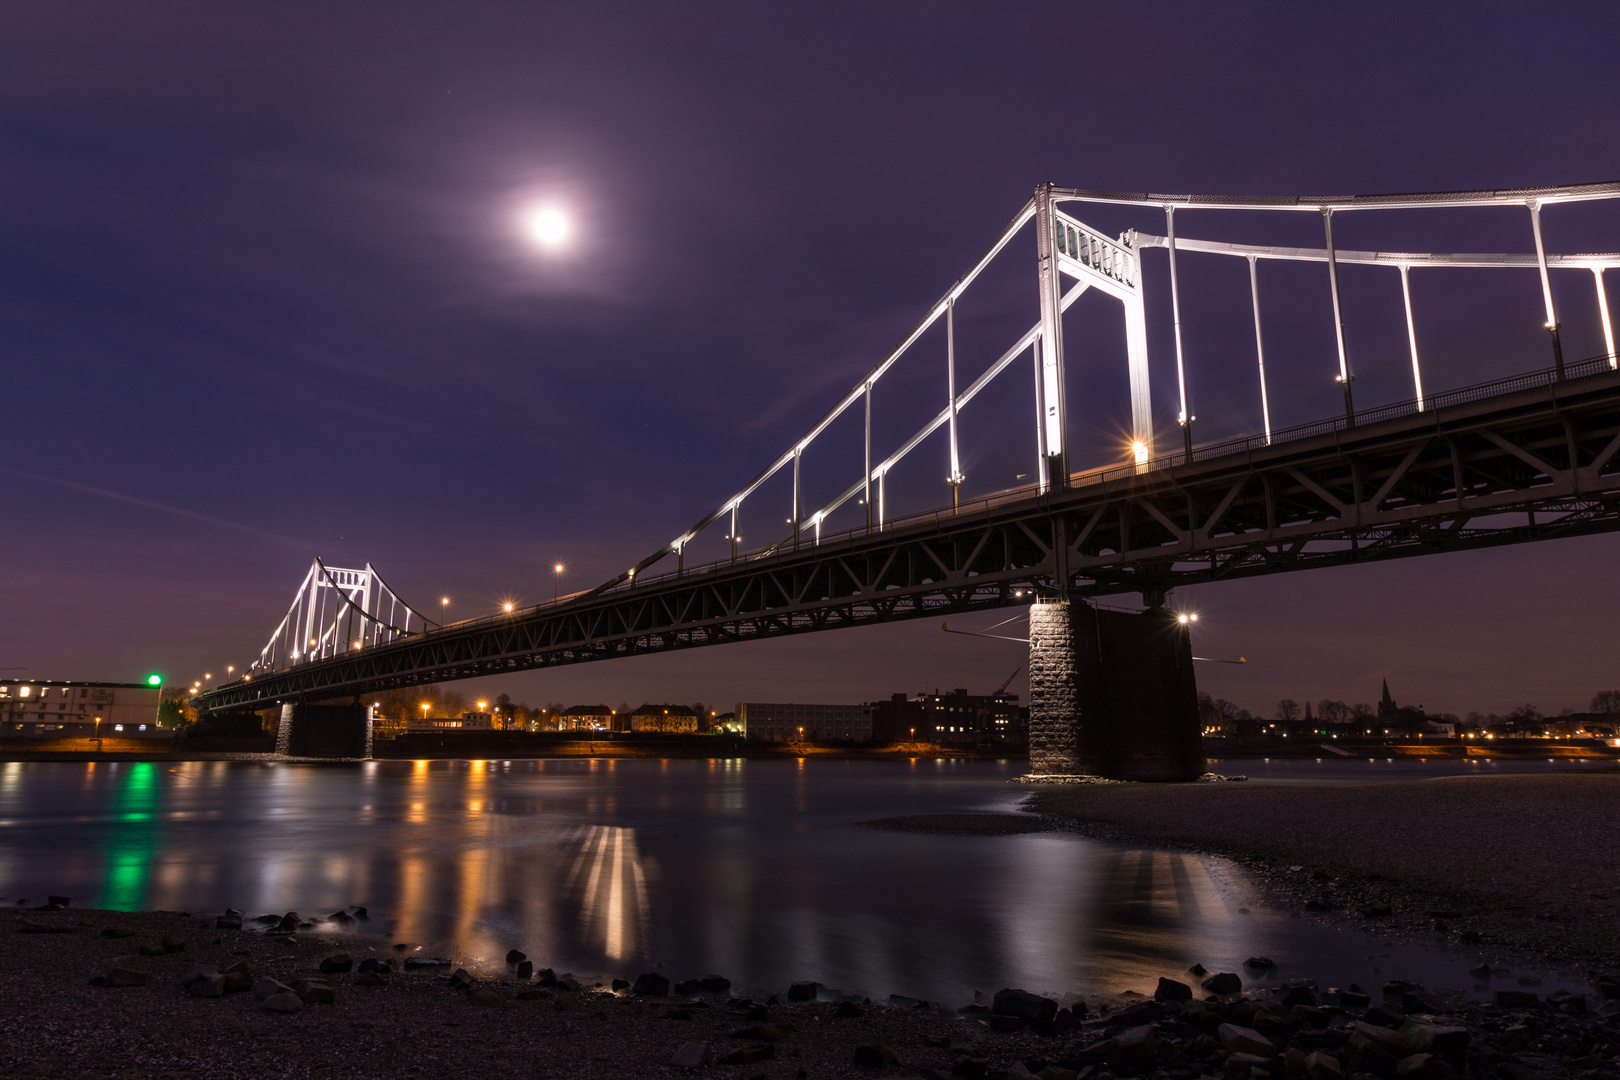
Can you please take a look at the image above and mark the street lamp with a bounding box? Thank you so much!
[440,597,450,625]
[553,563,564,603]
[420,702,430,725]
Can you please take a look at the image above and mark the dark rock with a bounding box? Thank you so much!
[328,910,355,924]
[1204,972,1244,995]
[506,949,526,964]
[1399,1021,1469,1060]
[1225,1051,1272,1079]
[718,1044,774,1065]
[1395,1053,1452,1080]
[699,974,731,993]
[634,972,671,997]
[1305,1051,1343,1080]
[1220,1024,1278,1058]
[889,993,930,1009]
[276,913,299,932]
[853,1044,901,1068]
[215,914,243,930]
[1344,1030,1401,1076]
[221,960,252,994]
[611,978,630,991]
[261,990,304,1013]
[1363,1005,1405,1029]
[254,976,293,1000]
[675,978,702,995]
[1280,985,1318,1008]
[403,956,450,970]
[467,985,505,1006]
[787,981,819,1001]
[319,954,353,974]
[993,987,1059,1027]
[448,968,475,989]
[833,1000,865,1018]
[1156,977,1194,1001]
[1246,957,1277,970]
[1189,963,1209,976]
[670,1041,711,1069]
[1110,1024,1158,1069]
[186,967,226,998]
[47,895,70,907]
[1107,999,1165,1028]
[1052,1007,1075,1034]
[1337,988,1372,1010]
[1595,975,1620,1000]
[295,980,335,1004]
[351,906,368,919]
[1401,992,1441,1015]
[516,960,533,979]
[744,1002,769,1020]
[1493,990,1539,1009]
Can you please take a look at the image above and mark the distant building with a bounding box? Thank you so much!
[630,704,700,733]
[560,705,615,732]
[871,688,1023,745]
[0,680,162,737]
[409,711,492,733]
[738,702,872,742]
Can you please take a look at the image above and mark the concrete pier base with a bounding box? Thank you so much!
[274,702,373,760]
[1028,598,1204,782]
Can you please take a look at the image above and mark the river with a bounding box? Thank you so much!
[0,756,1590,1004]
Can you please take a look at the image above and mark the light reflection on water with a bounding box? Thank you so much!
[0,758,1588,1002]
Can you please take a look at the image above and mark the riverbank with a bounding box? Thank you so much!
[1029,772,1620,969]
[0,735,1019,763]
[4,905,1618,1080]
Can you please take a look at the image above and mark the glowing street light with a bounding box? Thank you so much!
[440,597,450,625]
[553,563,564,603]
[502,602,514,613]
[522,206,571,250]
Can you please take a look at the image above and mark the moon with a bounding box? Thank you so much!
[522,206,571,249]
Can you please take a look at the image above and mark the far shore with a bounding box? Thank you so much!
[1,733,1613,764]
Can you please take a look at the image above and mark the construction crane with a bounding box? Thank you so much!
[993,667,1020,696]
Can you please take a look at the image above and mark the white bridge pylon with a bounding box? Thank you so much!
[249,558,437,677]
[597,180,1620,592]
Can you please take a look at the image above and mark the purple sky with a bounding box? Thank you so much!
[4,3,1618,718]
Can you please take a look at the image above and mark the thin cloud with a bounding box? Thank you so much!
[0,465,312,550]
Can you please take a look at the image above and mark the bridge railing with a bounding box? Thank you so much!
[611,351,1619,592]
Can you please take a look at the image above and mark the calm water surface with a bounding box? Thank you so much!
[0,757,1589,1003]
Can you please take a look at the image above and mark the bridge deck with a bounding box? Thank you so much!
[199,359,1620,711]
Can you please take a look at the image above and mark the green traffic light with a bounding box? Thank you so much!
[146,674,162,687]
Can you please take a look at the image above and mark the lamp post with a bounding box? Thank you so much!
[440,597,449,627]
[553,563,564,604]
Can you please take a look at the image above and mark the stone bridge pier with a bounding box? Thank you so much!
[274,701,373,760]
[1028,598,1204,782]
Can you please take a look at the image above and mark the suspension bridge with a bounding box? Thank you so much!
[194,181,1620,776]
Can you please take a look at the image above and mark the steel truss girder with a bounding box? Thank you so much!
[197,368,1620,713]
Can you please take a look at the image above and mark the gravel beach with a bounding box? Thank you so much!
[6,903,1620,1080]
[1028,773,1620,967]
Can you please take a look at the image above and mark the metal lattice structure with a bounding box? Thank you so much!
[248,559,438,677]
[198,180,1620,712]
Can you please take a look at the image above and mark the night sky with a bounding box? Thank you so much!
[4,4,1618,718]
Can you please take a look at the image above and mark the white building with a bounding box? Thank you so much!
[738,702,872,742]
[0,680,162,737]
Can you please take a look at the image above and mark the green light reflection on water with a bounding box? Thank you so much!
[100,761,161,910]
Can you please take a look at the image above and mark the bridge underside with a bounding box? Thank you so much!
[199,365,1620,712]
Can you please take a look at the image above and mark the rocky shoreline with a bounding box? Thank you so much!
[4,905,1619,1080]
